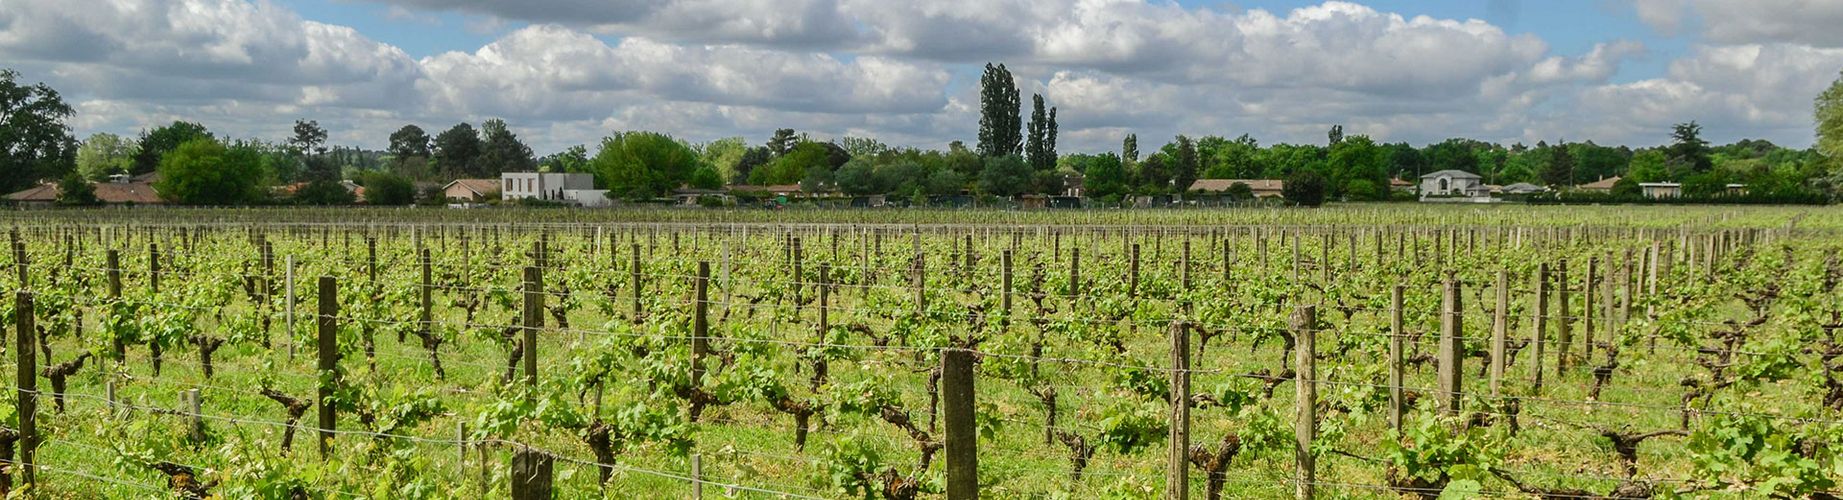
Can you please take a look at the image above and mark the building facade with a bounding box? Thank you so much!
[501,172,595,202]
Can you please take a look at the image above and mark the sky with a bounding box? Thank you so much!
[3,0,1842,157]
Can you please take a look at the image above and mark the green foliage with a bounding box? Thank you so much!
[154,137,269,205]
[294,179,356,205]
[360,171,415,206]
[1283,169,1328,206]
[687,165,723,190]
[76,132,137,181]
[1688,412,1840,495]
[1819,71,1843,169]
[0,69,77,193]
[432,122,483,178]
[1171,135,1199,194]
[1083,152,1128,200]
[1541,141,1575,186]
[593,131,704,199]
[1026,93,1058,170]
[752,141,846,186]
[55,171,98,206]
[1667,121,1714,178]
[978,63,1023,158]
[977,154,1033,197]
[1611,176,1641,197]
[132,121,209,176]
[479,118,535,176]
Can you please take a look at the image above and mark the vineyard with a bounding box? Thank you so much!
[0,205,1839,498]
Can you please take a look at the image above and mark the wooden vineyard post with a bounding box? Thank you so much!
[107,250,124,360]
[1167,321,1191,500]
[1490,271,1508,396]
[792,237,803,315]
[150,243,162,375]
[1584,257,1597,361]
[1438,277,1463,415]
[522,266,542,394]
[286,255,296,360]
[1646,242,1659,354]
[914,252,927,313]
[419,249,433,355]
[186,388,203,444]
[631,243,642,322]
[11,236,25,288]
[1388,285,1404,433]
[1070,247,1081,303]
[692,454,703,500]
[316,276,338,460]
[1001,251,1013,325]
[942,348,977,500]
[1531,264,1549,394]
[1556,259,1572,375]
[693,262,710,388]
[15,291,37,489]
[1292,305,1317,500]
[510,446,554,500]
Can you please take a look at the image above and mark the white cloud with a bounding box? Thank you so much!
[2,0,1836,156]
[1632,0,1843,48]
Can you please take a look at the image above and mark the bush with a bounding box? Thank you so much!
[294,179,355,205]
[1225,182,1254,201]
[56,173,99,206]
[1611,177,1641,198]
[360,172,415,206]
[1283,170,1328,207]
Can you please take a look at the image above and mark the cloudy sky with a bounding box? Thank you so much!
[3,0,1841,156]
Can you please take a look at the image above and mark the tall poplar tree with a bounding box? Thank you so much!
[977,63,1022,158]
[1026,93,1058,171]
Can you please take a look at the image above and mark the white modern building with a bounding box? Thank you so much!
[501,172,596,202]
[1418,170,1488,201]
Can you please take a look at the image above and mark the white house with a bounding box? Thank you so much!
[1418,170,1488,200]
[1639,182,1681,199]
[501,172,595,202]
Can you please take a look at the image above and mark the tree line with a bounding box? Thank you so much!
[5,65,1843,206]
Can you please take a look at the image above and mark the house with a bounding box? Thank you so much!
[443,179,498,203]
[1639,182,1680,199]
[500,172,595,202]
[1061,174,1085,198]
[1500,183,1548,195]
[1575,176,1621,192]
[1186,179,1286,198]
[5,177,165,207]
[1418,170,1487,200]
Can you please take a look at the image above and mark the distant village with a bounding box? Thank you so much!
[4,168,1696,209]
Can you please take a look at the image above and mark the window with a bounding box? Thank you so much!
[1438,178,1449,193]
[505,179,512,191]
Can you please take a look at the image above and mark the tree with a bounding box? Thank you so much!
[977,63,1023,157]
[479,118,536,176]
[977,154,1032,197]
[76,133,137,181]
[154,138,268,205]
[1325,135,1389,200]
[1541,141,1575,187]
[750,141,843,186]
[132,121,209,175]
[799,164,834,193]
[1224,182,1254,201]
[294,180,355,205]
[1202,134,1260,179]
[1027,94,1058,171]
[592,131,702,200]
[1327,125,1343,146]
[360,171,414,206]
[1083,152,1128,202]
[1137,154,1171,192]
[1816,71,1843,169]
[433,123,484,178]
[699,137,747,181]
[1283,170,1328,207]
[540,145,591,174]
[290,119,328,155]
[837,136,889,158]
[1611,177,1642,198]
[687,165,723,190]
[925,169,965,196]
[1666,121,1713,179]
[1628,149,1669,182]
[836,159,881,195]
[1122,134,1139,168]
[767,129,800,156]
[736,147,772,183]
[388,125,432,161]
[55,172,98,206]
[0,70,76,193]
[1172,135,1199,194]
